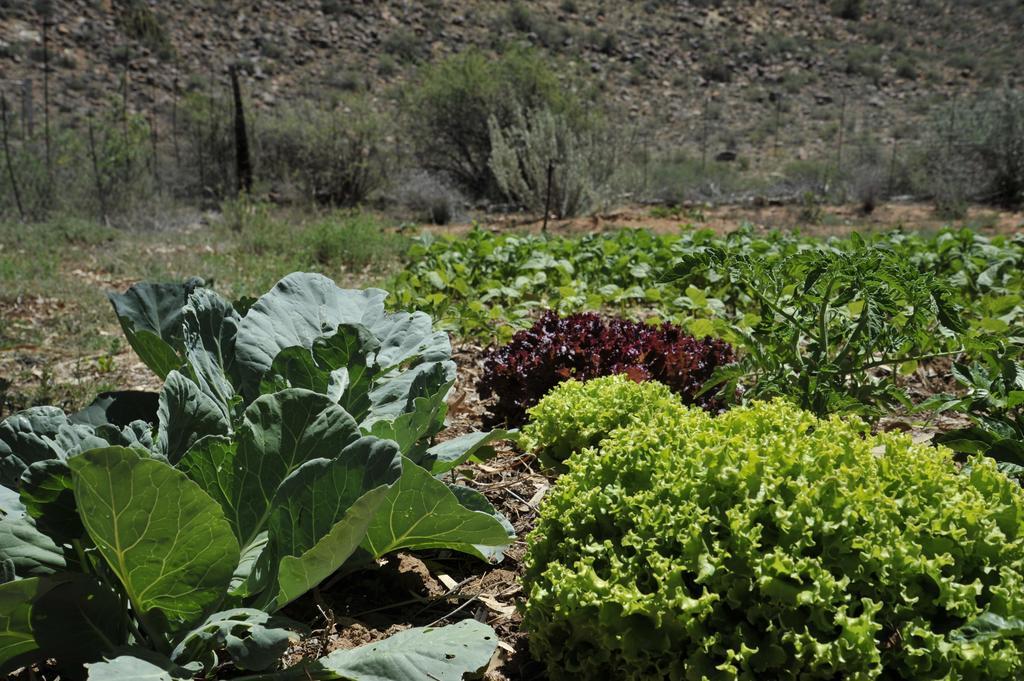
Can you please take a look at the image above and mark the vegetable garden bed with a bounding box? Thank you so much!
[3,222,1024,679]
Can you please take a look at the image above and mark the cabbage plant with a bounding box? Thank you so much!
[0,273,510,679]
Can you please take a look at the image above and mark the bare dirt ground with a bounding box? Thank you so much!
[432,201,1024,237]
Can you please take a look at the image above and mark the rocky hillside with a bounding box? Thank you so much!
[1,0,1022,161]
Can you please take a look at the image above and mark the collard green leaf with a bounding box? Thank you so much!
[0,574,121,674]
[54,423,110,460]
[261,437,402,609]
[0,485,23,513]
[69,447,239,635]
[182,288,241,418]
[308,619,497,681]
[108,280,203,379]
[259,346,325,396]
[70,391,160,429]
[95,421,156,452]
[19,460,82,545]
[371,312,451,369]
[170,608,302,672]
[362,457,512,562]
[229,531,268,598]
[990,438,1024,466]
[0,407,67,487]
[32,573,125,672]
[446,484,516,563]
[423,430,508,476]
[157,371,230,465]
[176,435,239,534]
[364,361,456,430]
[178,390,361,546]
[85,651,196,681]
[314,323,381,369]
[951,612,1024,642]
[0,486,65,578]
[312,325,381,420]
[367,377,453,462]
[234,273,388,392]
[258,325,382,409]
[0,577,48,673]
[995,462,1024,485]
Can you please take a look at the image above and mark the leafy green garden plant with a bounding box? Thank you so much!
[0,273,508,679]
[521,385,1024,679]
[477,311,734,429]
[662,233,968,415]
[517,375,688,469]
[926,347,1024,478]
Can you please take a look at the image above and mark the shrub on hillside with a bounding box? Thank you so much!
[488,106,625,218]
[476,311,734,428]
[831,0,864,20]
[403,48,575,199]
[523,397,1024,680]
[391,169,464,225]
[917,90,1024,211]
[0,107,158,223]
[257,98,391,206]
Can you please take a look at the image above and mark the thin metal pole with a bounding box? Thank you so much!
[542,158,554,232]
[836,92,847,179]
[1,93,26,221]
[701,96,710,172]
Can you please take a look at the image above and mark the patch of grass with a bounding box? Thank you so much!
[648,154,752,203]
[377,54,399,78]
[302,213,409,272]
[0,207,412,415]
[861,21,897,43]
[946,51,978,72]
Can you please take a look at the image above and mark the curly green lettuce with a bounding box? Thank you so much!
[518,374,689,470]
[522,397,1024,680]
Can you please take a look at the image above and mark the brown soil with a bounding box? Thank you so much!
[429,201,1024,238]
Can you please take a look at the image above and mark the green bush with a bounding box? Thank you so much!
[647,154,748,203]
[0,107,158,223]
[488,106,624,217]
[519,375,687,469]
[257,97,392,206]
[403,47,574,199]
[831,0,864,20]
[917,91,1024,211]
[523,398,1024,679]
[114,0,175,60]
[177,89,236,201]
[381,26,424,64]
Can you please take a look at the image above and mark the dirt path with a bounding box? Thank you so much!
[426,201,1024,237]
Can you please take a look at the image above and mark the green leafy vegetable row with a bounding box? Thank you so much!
[392,225,1024,415]
[389,226,1024,347]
